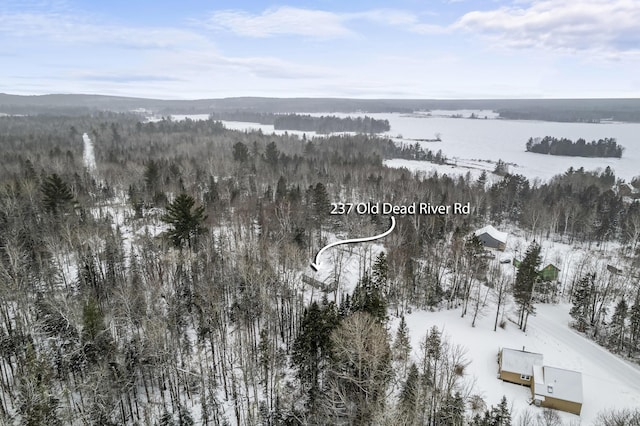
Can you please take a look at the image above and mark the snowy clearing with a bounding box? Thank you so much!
[396,301,640,425]
[82,132,97,173]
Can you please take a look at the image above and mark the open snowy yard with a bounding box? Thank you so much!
[398,302,640,424]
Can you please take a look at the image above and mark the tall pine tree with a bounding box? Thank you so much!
[292,301,339,411]
[41,173,75,216]
[161,193,207,248]
[570,273,596,332]
[352,272,387,323]
[609,298,628,352]
[514,242,541,330]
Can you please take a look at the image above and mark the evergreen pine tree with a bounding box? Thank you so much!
[265,141,280,167]
[609,298,628,352]
[393,315,412,366]
[232,142,249,163]
[161,193,207,248]
[82,297,113,365]
[514,242,541,330]
[470,412,492,426]
[437,391,465,426]
[372,252,389,290]
[275,175,287,201]
[41,173,75,215]
[399,363,419,423]
[292,301,339,409]
[339,293,352,317]
[489,396,512,426]
[352,272,387,323]
[570,273,595,332]
[311,182,330,219]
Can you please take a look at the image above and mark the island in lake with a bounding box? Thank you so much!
[525,136,624,158]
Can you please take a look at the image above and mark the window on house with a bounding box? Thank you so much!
[520,374,531,381]
[547,385,553,393]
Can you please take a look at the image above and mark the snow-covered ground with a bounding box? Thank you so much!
[499,225,631,298]
[394,301,640,425]
[82,132,97,173]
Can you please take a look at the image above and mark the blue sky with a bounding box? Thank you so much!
[2,0,640,99]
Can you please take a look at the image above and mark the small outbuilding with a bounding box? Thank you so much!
[475,225,508,251]
[539,264,560,282]
[498,348,543,386]
[532,365,583,416]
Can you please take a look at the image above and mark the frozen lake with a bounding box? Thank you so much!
[376,113,640,182]
[320,112,639,182]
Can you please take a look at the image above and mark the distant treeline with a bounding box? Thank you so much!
[274,114,390,134]
[499,110,640,123]
[207,111,390,134]
[526,136,624,158]
[5,94,640,123]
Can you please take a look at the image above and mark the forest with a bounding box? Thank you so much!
[273,114,390,134]
[206,112,390,134]
[525,136,624,158]
[0,113,639,425]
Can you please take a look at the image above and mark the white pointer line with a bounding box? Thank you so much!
[310,216,396,271]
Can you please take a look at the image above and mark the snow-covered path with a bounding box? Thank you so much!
[527,304,640,419]
[82,132,97,174]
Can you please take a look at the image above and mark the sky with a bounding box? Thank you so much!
[1,0,640,99]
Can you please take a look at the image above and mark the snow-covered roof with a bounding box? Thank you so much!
[501,348,543,375]
[623,182,636,191]
[534,366,583,404]
[533,365,544,387]
[475,225,508,244]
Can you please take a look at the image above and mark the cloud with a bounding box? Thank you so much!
[205,7,447,38]
[160,49,337,81]
[206,7,353,38]
[0,11,208,49]
[74,73,185,83]
[454,0,640,55]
